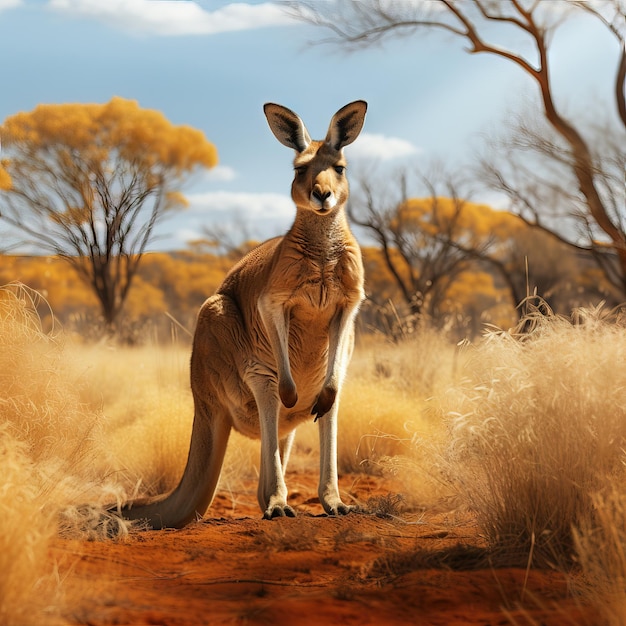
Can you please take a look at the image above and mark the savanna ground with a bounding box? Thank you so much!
[2,283,626,625]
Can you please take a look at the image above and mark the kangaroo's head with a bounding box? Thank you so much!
[264,101,367,215]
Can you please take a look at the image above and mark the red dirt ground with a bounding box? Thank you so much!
[51,472,592,625]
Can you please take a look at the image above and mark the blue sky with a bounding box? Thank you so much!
[0,0,620,250]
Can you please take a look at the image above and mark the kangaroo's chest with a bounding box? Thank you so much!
[252,247,362,365]
[289,256,347,314]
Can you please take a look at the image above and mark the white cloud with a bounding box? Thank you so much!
[164,190,294,247]
[47,0,294,36]
[347,132,421,162]
[204,165,237,183]
[0,0,22,11]
[187,190,293,217]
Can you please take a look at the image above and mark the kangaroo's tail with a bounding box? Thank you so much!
[114,402,231,530]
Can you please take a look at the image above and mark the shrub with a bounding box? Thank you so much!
[440,305,626,566]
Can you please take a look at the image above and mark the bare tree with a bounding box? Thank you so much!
[349,166,524,320]
[290,0,626,297]
[193,215,259,269]
[479,108,625,299]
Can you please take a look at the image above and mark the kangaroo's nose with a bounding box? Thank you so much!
[312,188,331,203]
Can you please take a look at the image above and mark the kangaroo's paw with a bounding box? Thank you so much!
[279,378,298,409]
[311,386,337,420]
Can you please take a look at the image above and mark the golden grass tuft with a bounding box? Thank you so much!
[573,487,626,625]
[0,284,134,622]
[0,285,130,513]
[69,342,195,496]
[0,423,57,625]
[0,285,90,623]
[439,305,626,566]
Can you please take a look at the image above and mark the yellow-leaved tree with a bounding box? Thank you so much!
[0,97,218,333]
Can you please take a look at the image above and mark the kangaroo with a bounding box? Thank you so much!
[117,100,367,529]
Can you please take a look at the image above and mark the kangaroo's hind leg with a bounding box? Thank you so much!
[248,375,296,519]
[279,430,296,476]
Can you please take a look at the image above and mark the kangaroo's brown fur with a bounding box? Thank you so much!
[117,101,367,528]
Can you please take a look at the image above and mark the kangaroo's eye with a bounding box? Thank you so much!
[334,166,345,175]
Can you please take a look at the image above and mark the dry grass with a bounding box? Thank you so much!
[573,488,626,625]
[4,280,626,623]
[69,342,195,497]
[0,284,118,624]
[0,423,58,625]
[438,305,626,567]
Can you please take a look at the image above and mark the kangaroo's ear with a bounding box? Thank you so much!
[325,100,367,151]
[264,103,312,153]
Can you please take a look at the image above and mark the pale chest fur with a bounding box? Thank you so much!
[271,234,363,312]
[288,256,353,316]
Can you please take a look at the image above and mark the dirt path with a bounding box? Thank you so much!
[52,473,591,625]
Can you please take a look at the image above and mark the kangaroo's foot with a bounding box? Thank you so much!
[324,501,356,516]
[263,499,296,520]
[320,490,356,517]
